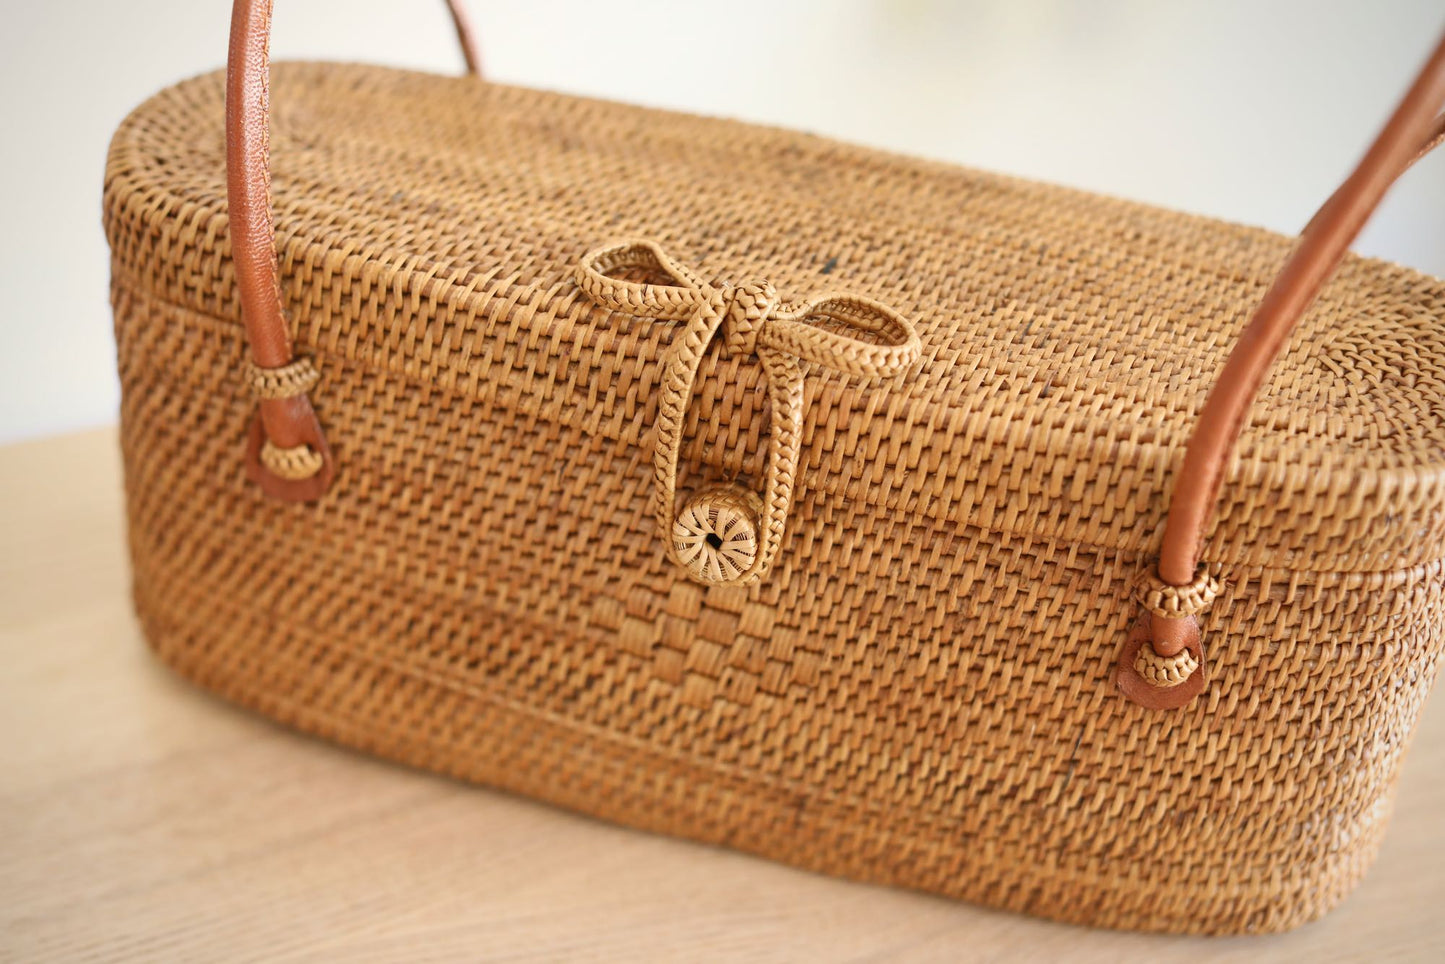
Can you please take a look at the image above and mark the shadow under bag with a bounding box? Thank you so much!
[103,0,1445,934]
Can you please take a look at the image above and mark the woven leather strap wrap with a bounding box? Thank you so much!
[244,358,320,399]
[259,440,325,480]
[1137,566,1223,619]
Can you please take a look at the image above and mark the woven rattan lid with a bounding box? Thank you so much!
[105,63,1445,575]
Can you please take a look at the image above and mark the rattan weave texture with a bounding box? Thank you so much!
[105,63,1445,934]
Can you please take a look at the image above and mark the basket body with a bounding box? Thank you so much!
[105,64,1445,934]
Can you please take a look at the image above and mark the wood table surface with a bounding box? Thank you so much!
[3,428,1442,962]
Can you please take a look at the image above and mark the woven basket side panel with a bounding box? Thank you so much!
[112,276,1445,935]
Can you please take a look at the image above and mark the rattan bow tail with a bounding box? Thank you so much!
[577,240,921,586]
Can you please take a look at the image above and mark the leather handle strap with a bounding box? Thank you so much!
[226,0,481,500]
[1158,31,1445,587]
[1422,111,1445,163]
[1124,29,1445,710]
[1301,110,1445,238]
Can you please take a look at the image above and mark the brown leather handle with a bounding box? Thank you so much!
[1121,29,1445,710]
[225,0,482,501]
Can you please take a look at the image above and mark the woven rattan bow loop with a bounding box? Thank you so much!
[577,240,921,585]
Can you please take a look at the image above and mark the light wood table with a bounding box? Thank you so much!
[3,428,1442,962]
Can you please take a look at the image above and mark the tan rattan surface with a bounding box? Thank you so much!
[103,63,1445,933]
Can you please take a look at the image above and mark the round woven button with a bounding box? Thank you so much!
[671,484,763,584]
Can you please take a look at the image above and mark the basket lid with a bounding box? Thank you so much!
[106,63,1445,575]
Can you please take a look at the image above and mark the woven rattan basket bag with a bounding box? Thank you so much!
[103,0,1445,935]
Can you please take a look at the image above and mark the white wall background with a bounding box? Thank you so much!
[2,0,1442,443]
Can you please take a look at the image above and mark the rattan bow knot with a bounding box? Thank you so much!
[577,240,922,585]
[717,282,776,357]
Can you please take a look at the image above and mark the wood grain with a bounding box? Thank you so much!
[2,428,1442,962]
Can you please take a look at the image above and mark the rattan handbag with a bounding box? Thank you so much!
[103,0,1445,935]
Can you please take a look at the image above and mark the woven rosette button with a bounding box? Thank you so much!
[671,484,764,585]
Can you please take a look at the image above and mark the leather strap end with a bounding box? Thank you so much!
[226,0,480,503]
[245,395,335,501]
[1115,612,1206,711]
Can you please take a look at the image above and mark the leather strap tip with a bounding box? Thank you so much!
[1114,613,1206,710]
[244,400,335,502]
